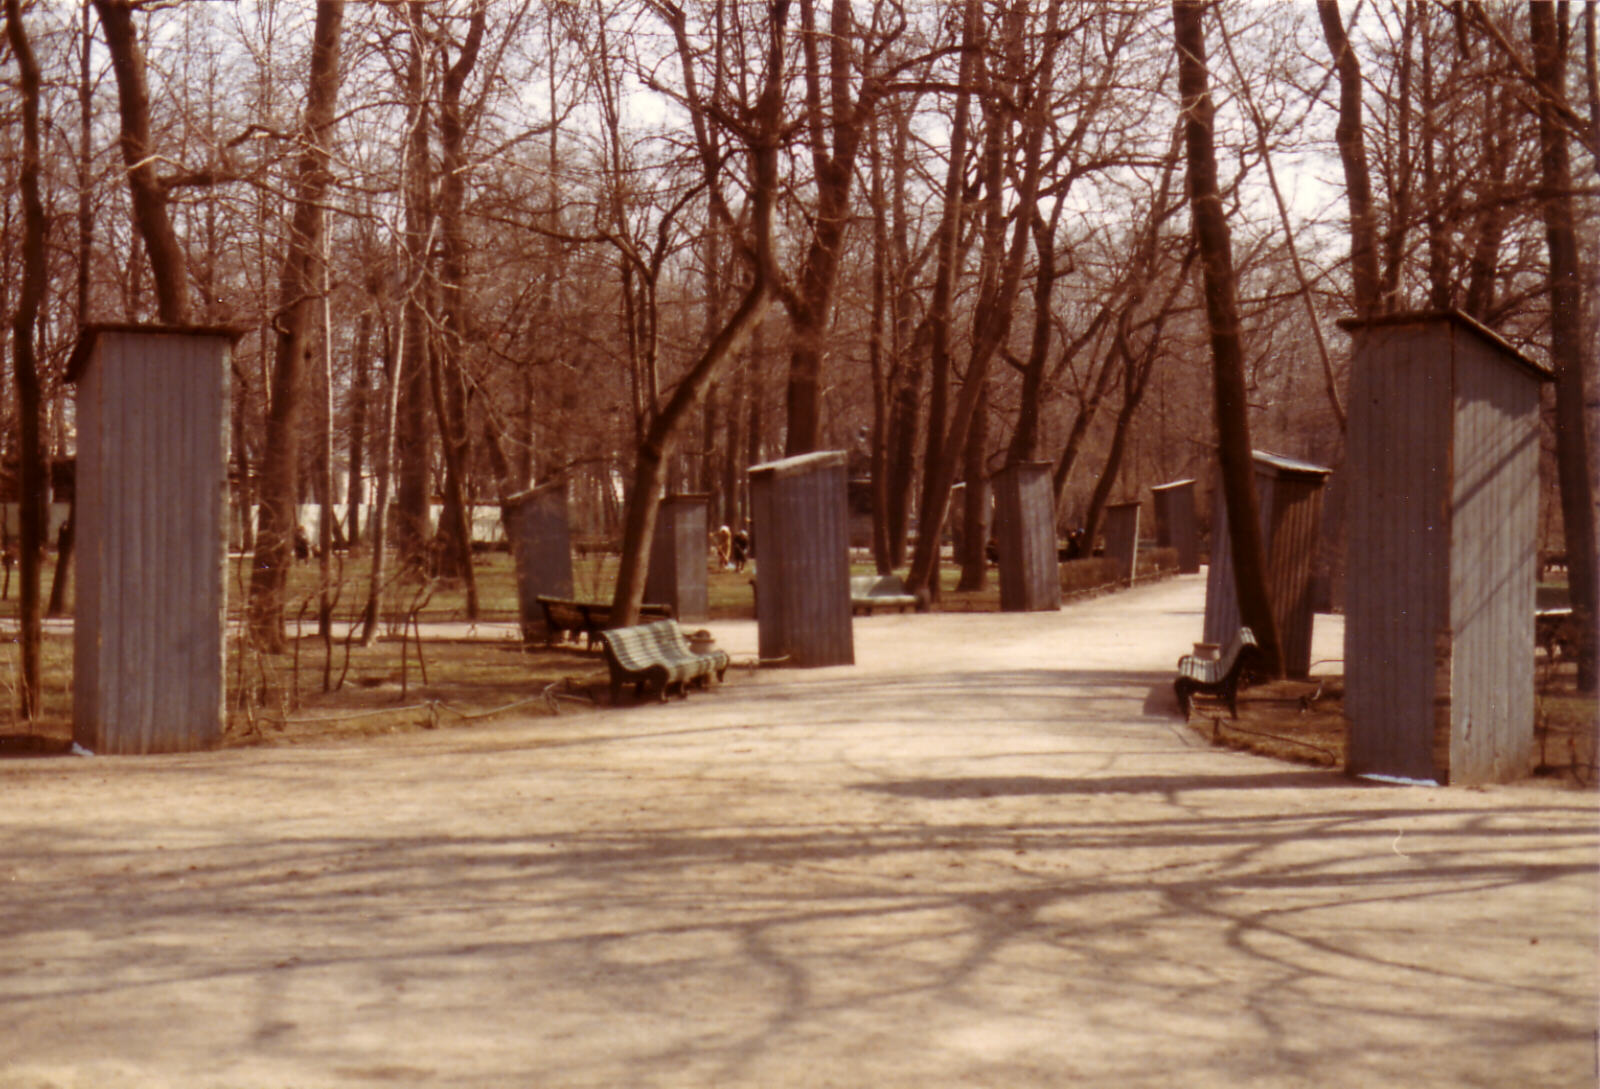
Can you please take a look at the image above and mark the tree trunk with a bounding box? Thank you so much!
[613,282,775,626]
[51,1,93,619]
[1380,1,1419,308]
[784,0,870,457]
[1007,209,1060,466]
[611,0,790,627]
[394,2,434,574]
[1173,0,1283,676]
[955,381,990,592]
[1530,0,1599,691]
[1051,340,1118,512]
[1317,0,1382,316]
[1419,4,1453,311]
[91,0,189,324]
[883,101,922,568]
[346,309,372,547]
[246,0,345,652]
[909,0,979,600]
[868,110,893,573]
[318,260,336,642]
[1463,81,1513,319]
[433,0,487,615]
[908,0,1060,599]
[360,311,402,645]
[7,0,47,717]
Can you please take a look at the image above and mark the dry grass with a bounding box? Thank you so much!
[1184,661,1598,788]
[0,630,605,755]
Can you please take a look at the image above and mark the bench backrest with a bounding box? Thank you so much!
[1219,626,1259,674]
[602,619,687,672]
[537,596,587,629]
[540,597,673,630]
[850,574,908,597]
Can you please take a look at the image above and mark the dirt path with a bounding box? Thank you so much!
[2,573,1595,1088]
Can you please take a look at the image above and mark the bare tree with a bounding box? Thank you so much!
[606,0,792,627]
[91,0,190,324]
[906,0,1064,599]
[432,0,491,617]
[246,0,346,652]
[1317,0,1382,316]
[780,0,902,455]
[1530,0,1597,692]
[6,0,47,717]
[1173,0,1283,676]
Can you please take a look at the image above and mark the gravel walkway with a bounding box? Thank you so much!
[1,572,1595,1088]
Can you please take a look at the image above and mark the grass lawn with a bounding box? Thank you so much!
[4,548,1587,788]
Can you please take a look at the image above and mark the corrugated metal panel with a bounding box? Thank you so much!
[995,462,1060,612]
[503,478,573,642]
[1151,479,1199,573]
[645,494,708,621]
[1345,321,1452,780]
[1447,323,1539,784]
[1103,502,1141,585]
[1341,313,1545,783]
[750,452,853,667]
[73,330,231,754]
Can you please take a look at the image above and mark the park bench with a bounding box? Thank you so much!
[1537,607,1575,660]
[535,596,673,649]
[598,619,730,702]
[1173,626,1261,720]
[850,574,920,615]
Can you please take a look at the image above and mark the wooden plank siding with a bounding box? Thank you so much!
[72,329,233,754]
[1103,502,1141,586]
[994,462,1061,612]
[1341,312,1547,784]
[1261,464,1328,679]
[750,452,854,667]
[645,494,709,622]
[1203,452,1331,677]
[1151,478,1200,573]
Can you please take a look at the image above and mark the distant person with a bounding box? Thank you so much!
[731,526,750,572]
[714,524,733,569]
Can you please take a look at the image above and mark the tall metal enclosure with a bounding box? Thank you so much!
[1340,311,1547,785]
[1151,478,1200,573]
[70,326,234,754]
[1203,451,1331,677]
[994,462,1061,612]
[1103,502,1142,585]
[503,478,573,642]
[644,493,708,622]
[749,452,853,667]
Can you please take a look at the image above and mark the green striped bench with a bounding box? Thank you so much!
[850,574,919,615]
[1174,627,1260,719]
[599,619,730,702]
